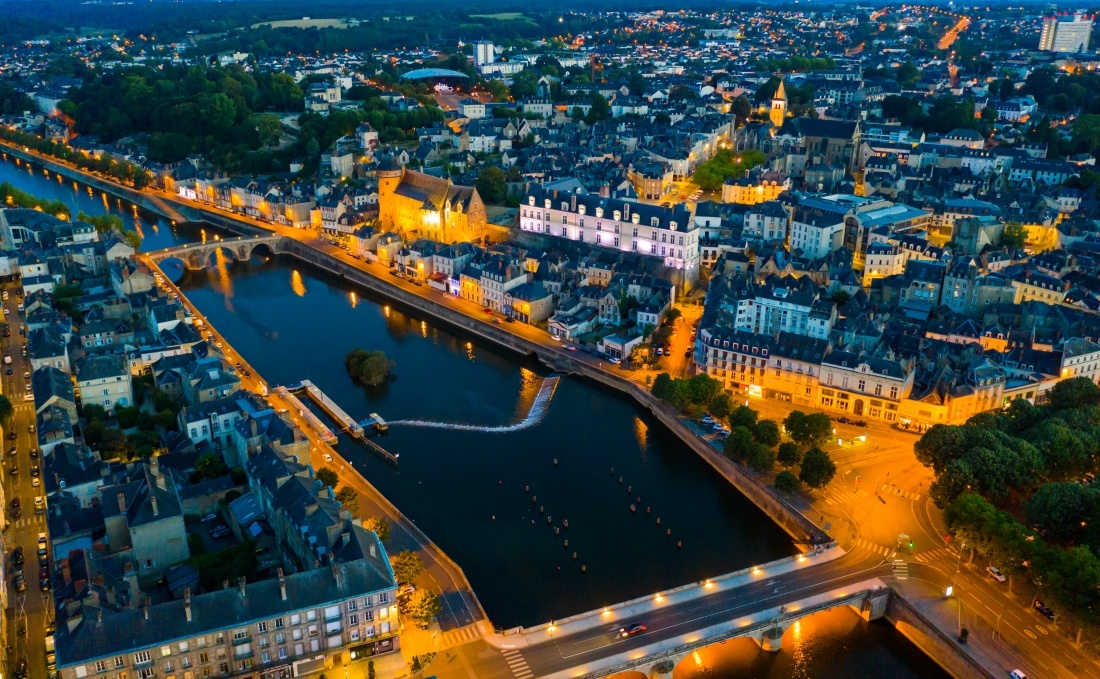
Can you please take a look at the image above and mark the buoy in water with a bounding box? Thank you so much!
[618,477,623,484]
[572,552,577,560]
[581,565,586,572]
[563,540,568,547]
[646,507,651,514]
[525,486,530,493]
[499,480,503,485]
[552,458,558,466]
[637,497,641,503]
[492,515,496,520]
[554,527,560,535]
[627,486,632,494]
[667,529,671,536]
[547,516,551,523]
[532,496,537,503]
[657,517,661,525]
[610,467,614,475]
[677,541,682,548]
[562,520,569,529]
[539,506,544,513]
[630,504,636,512]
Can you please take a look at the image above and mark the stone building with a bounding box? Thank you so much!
[376,156,486,244]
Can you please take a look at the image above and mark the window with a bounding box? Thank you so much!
[857,379,865,392]
[874,384,882,396]
[275,633,285,644]
[198,652,209,664]
[347,600,357,612]
[378,593,389,604]
[257,621,268,633]
[96,661,108,673]
[350,614,359,626]
[274,618,284,629]
[278,647,288,660]
[307,610,317,622]
[134,651,152,665]
[890,386,898,399]
[161,646,172,657]
[291,614,301,625]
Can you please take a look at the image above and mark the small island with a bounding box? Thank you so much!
[345,348,396,387]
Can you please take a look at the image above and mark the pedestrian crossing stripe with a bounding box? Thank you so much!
[854,538,893,557]
[894,559,909,580]
[502,649,534,679]
[879,484,921,501]
[439,625,480,648]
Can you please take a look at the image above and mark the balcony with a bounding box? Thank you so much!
[233,635,252,646]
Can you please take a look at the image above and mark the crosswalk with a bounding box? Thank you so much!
[824,488,869,506]
[880,483,921,501]
[893,559,909,580]
[912,547,955,564]
[853,537,894,558]
[438,624,480,649]
[502,648,534,679]
[7,517,41,530]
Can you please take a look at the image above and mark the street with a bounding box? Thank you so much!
[0,283,53,679]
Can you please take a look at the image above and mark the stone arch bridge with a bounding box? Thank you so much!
[145,235,289,270]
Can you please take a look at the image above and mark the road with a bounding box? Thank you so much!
[0,284,52,679]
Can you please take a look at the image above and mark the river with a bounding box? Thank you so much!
[0,154,948,676]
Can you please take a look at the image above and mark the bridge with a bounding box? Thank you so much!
[146,235,289,270]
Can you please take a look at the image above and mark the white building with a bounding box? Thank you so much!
[474,41,495,67]
[1039,12,1093,53]
[75,354,133,415]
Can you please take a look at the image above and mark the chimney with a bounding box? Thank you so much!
[184,588,192,622]
[223,579,230,591]
[278,568,287,601]
[150,495,159,517]
[143,603,150,621]
[331,561,341,588]
[150,456,159,476]
[238,576,246,598]
[623,202,630,220]
[599,182,609,198]
[117,492,126,513]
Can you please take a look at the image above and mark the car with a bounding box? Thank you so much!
[399,584,417,597]
[656,348,664,356]
[322,454,333,463]
[986,566,1006,582]
[12,660,26,678]
[1034,600,1055,620]
[13,574,26,591]
[4,368,10,375]
[608,357,621,365]
[685,349,693,357]
[200,513,218,523]
[22,371,29,380]
[619,622,647,637]
[39,576,50,591]
[505,317,514,323]
[10,497,19,510]
[483,308,493,314]
[30,465,39,477]
[34,497,44,512]
[214,341,224,348]
[702,415,715,424]
[37,554,48,569]
[10,506,20,519]
[28,424,34,433]
[31,477,39,488]
[494,318,502,324]
[1010,671,1028,679]
[12,546,24,566]
[210,526,231,539]
[712,422,727,432]
[6,431,15,440]
[567,345,577,351]
[29,449,38,459]
[8,465,16,476]
[7,447,15,456]
[853,420,867,427]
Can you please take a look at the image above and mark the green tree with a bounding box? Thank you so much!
[406,589,442,629]
[709,393,733,420]
[732,95,752,127]
[775,470,800,493]
[690,149,766,192]
[1046,377,1100,411]
[723,426,755,461]
[784,411,832,447]
[315,466,339,488]
[364,516,391,542]
[123,230,142,249]
[256,114,283,147]
[335,486,360,513]
[745,444,776,473]
[345,349,395,387]
[391,550,425,584]
[195,452,228,480]
[1001,221,1026,249]
[684,374,722,406]
[475,166,507,204]
[753,420,781,448]
[728,405,758,429]
[777,441,803,467]
[584,93,610,124]
[0,394,13,427]
[1026,483,1096,542]
[799,448,837,489]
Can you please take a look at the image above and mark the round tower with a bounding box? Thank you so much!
[376,154,403,229]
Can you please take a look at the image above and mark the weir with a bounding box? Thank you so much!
[273,386,338,444]
[389,375,560,432]
[288,380,400,464]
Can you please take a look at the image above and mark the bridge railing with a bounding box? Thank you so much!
[576,585,883,679]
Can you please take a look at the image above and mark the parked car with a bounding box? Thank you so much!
[12,546,24,567]
[835,416,851,424]
[853,420,867,428]
[986,566,1006,583]
[322,454,333,463]
[1033,600,1055,620]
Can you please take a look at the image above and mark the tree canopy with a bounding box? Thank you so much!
[345,349,395,388]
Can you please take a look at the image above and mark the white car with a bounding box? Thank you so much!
[214,341,224,348]
[322,454,333,463]
[1010,671,1027,679]
[986,566,1007,583]
[608,357,621,365]
[31,477,39,487]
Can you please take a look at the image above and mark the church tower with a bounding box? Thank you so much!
[770,79,788,129]
[376,154,404,230]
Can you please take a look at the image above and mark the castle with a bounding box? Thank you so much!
[377,155,487,244]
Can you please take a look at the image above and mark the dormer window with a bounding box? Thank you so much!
[613,211,622,221]
[528,196,535,206]
[670,221,677,231]
[650,217,660,227]
[596,208,604,218]
[561,202,569,211]
[578,205,586,215]
[544,199,551,209]
[631,214,640,224]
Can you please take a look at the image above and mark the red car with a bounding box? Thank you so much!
[620,623,647,637]
[483,308,493,314]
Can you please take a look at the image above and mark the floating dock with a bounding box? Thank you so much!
[287,381,399,464]
[274,386,338,445]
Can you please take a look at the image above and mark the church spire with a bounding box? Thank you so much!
[770,77,788,128]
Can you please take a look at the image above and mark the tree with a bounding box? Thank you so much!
[663,307,682,324]
[406,589,442,629]
[1046,377,1100,411]
[732,95,752,127]
[723,426,755,461]
[335,486,360,513]
[0,394,13,427]
[391,550,425,584]
[683,374,722,406]
[123,230,142,249]
[345,349,395,387]
[364,516,390,542]
[799,448,837,489]
[475,166,507,204]
[745,444,776,473]
[690,149,766,192]
[1001,221,1026,250]
[709,393,733,420]
[728,405,758,429]
[1026,483,1096,542]
[753,420,781,448]
[775,470,800,493]
[777,442,803,467]
[584,93,610,124]
[256,114,283,148]
[196,453,228,480]
[784,411,832,447]
[315,466,339,488]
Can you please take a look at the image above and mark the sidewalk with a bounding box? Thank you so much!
[477,545,846,649]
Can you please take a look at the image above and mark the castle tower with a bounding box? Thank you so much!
[376,154,404,230]
[770,79,788,129]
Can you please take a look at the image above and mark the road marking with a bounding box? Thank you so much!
[893,559,909,580]
[501,649,534,679]
[1025,629,1037,640]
